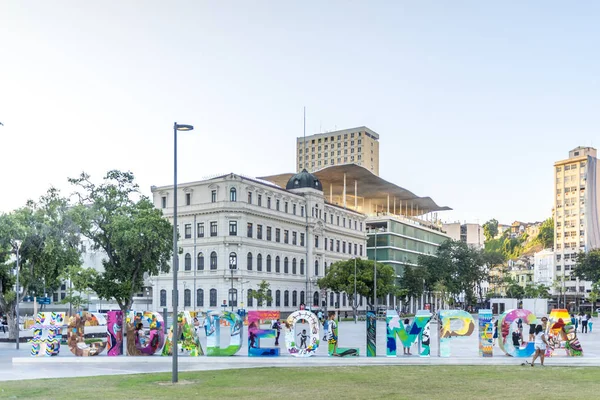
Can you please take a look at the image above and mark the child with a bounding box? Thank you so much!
[531,325,548,367]
[403,318,412,355]
[297,329,308,348]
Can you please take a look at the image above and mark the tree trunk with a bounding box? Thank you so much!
[6,309,18,340]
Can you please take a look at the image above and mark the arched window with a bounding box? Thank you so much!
[210,288,217,307]
[197,289,204,307]
[284,290,289,307]
[300,291,305,306]
[266,255,272,272]
[229,288,238,307]
[184,253,191,271]
[313,291,319,306]
[300,259,305,275]
[292,290,297,307]
[275,256,280,273]
[210,251,218,270]
[330,292,334,307]
[230,187,237,202]
[292,258,297,274]
[336,293,340,308]
[275,290,281,307]
[314,260,319,276]
[284,257,289,274]
[160,289,167,307]
[257,254,262,271]
[229,252,237,270]
[247,252,253,270]
[197,253,204,270]
[248,289,254,307]
[184,289,191,307]
[267,289,272,306]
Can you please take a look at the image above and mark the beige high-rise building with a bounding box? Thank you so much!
[553,146,600,300]
[296,127,380,175]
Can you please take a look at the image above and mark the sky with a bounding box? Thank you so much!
[1,1,599,225]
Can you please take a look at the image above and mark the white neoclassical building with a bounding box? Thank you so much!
[150,170,367,315]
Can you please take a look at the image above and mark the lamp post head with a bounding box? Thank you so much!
[174,123,194,132]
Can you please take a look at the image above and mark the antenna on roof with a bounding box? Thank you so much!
[303,106,307,170]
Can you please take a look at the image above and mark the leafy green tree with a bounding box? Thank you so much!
[588,281,600,313]
[0,189,81,339]
[318,258,398,316]
[505,278,525,299]
[537,217,554,248]
[573,249,600,284]
[69,170,173,313]
[483,219,499,241]
[399,265,427,303]
[250,280,272,308]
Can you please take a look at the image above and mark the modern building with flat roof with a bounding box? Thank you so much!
[443,222,484,249]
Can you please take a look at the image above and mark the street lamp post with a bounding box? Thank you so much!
[229,253,237,312]
[13,240,21,350]
[172,122,194,384]
[374,230,378,314]
[354,257,357,324]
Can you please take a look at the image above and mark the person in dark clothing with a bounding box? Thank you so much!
[528,323,536,342]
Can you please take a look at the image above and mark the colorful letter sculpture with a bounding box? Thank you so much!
[438,310,475,357]
[366,311,376,357]
[30,312,65,357]
[545,309,583,357]
[206,310,243,356]
[162,311,203,356]
[248,310,280,357]
[497,309,535,358]
[326,314,358,357]
[284,310,320,357]
[478,309,493,357]
[106,311,123,356]
[67,312,107,356]
[386,310,431,357]
[126,311,165,356]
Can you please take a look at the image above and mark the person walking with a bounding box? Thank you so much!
[581,313,589,333]
[403,318,412,355]
[531,325,548,367]
[273,319,282,346]
[587,314,593,332]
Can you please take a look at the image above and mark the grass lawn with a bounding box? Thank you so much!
[0,366,598,399]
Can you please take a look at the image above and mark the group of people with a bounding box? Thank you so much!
[571,312,593,333]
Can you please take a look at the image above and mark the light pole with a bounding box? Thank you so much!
[240,280,250,309]
[172,122,194,384]
[354,257,357,324]
[229,253,237,312]
[374,230,378,315]
[13,240,21,349]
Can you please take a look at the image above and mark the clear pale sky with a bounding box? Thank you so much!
[1,1,599,225]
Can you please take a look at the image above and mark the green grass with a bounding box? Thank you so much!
[1,366,599,399]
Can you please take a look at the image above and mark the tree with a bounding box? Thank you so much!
[399,265,426,303]
[483,219,499,242]
[588,281,600,313]
[318,258,398,317]
[537,217,554,248]
[250,280,272,308]
[573,249,600,284]
[69,170,173,313]
[505,278,525,299]
[0,188,81,339]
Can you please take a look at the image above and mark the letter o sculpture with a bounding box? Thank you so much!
[284,310,320,357]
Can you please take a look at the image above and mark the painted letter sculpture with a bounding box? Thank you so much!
[30,312,65,357]
[206,310,243,356]
[248,310,280,357]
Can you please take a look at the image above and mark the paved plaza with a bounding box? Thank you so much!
[1,318,600,382]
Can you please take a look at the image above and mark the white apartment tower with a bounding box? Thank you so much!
[296,127,380,176]
[553,146,600,297]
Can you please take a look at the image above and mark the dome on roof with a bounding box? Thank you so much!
[286,169,322,191]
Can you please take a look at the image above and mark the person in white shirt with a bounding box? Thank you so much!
[531,325,548,367]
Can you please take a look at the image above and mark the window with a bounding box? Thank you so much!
[257,224,263,239]
[284,290,289,307]
[336,240,340,252]
[359,244,363,256]
[229,252,237,269]
[248,192,252,204]
[343,242,346,253]
[284,230,289,244]
[343,218,346,227]
[247,223,253,238]
[184,289,191,307]
[197,223,204,238]
[267,290,272,306]
[210,289,217,307]
[210,251,217,269]
[230,188,237,202]
[293,204,297,215]
[330,214,333,224]
[210,221,218,236]
[267,197,271,209]
[186,193,191,206]
[301,206,304,217]
[292,258,297,274]
[229,221,237,236]
[53,293,58,302]
[314,260,319,276]
[247,252,253,270]
[197,289,204,307]
[276,256,281,273]
[248,289,253,307]
[330,239,333,251]
[276,228,281,242]
[284,257,289,273]
[276,199,280,211]
[313,291,319,307]
[184,253,191,270]
[324,262,328,275]
[257,254,263,271]
[292,290,297,307]
[337,216,340,225]
[285,202,288,213]
[267,255,272,272]
[197,253,204,270]
[267,227,272,241]
[300,291,305,306]
[185,224,191,239]
[258,194,262,206]
[229,288,237,307]
[61,292,66,300]
[211,190,217,203]
[160,289,167,307]
[300,233,305,246]
[161,196,167,208]
[300,259,305,275]
[343,293,346,307]
[276,290,281,307]
[315,235,319,248]
[292,231,297,245]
